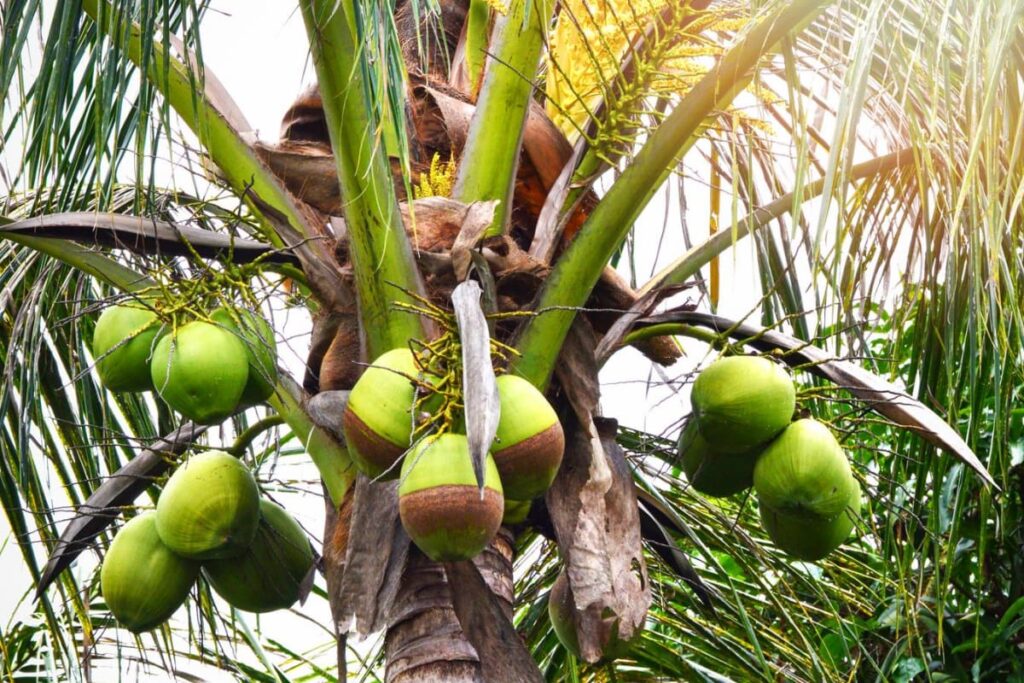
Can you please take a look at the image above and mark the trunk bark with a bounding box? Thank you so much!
[384,529,514,682]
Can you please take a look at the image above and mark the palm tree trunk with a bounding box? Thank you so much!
[384,530,514,682]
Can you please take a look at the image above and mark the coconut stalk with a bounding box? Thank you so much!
[513,0,833,389]
[299,0,428,354]
[451,0,555,236]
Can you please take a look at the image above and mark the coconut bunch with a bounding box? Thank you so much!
[341,348,565,561]
[92,301,278,424]
[100,451,314,632]
[680,356,861,561]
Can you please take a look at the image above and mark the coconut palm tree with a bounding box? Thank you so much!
[1,0,1021,680]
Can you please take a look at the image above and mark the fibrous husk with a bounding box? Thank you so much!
[204,499,314,612]
[760,478,861,561]
[753,419,857,521]
[398,433,504,562]
[101,512,199,633]
[211,307,278,405]
[155,451,260,560]
[92,301,164,392]
[342,348,430,480]
[692,355,795,453]
[679,419,758,498]
[150,321,249,424]
[491,374,565,500]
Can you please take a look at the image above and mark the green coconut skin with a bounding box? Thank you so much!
[156,451,260,560]
[491,374,564,500]
[150,321,250,424]
[343,348,427,479]
[101,512,199,633]
[679,420,758,497]
[502,498,532,525]
[753,419,857,520]
[691,356,796,453]
[211,308,278,405]
[547,571,635,662]
[92,302,163,392]
[399,433,504,561]
[760,478,861,561]
[203,499,314,613]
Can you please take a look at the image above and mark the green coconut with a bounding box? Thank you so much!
[691,355,796,453]
[490,374,565,500]
[398,433,504,561]
[211,308,278,405]
[150,320,250,424]
[92,301,164,392]
[101,512,199,632]
[547,570,636,662]
[753,419,857,520]
[343,348,432,479]
[679,420,758,497]
[502,498,532,526]
[156,451,260,560]
[203,499,314,613]
[760,478,861,561]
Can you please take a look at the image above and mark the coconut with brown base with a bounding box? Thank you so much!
[490,374,565,501]
[398,433,504,561]
[342,348,434,480]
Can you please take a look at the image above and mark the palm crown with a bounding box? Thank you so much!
[0,0,1019,680]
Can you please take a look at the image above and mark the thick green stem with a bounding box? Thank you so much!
[300,0,427,356]
[621,323,719,348]
[268,378,355,506]
[229,415,286,457]
[513,0,832,389]
[452,0,554,236]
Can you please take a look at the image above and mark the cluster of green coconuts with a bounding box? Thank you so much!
[100,451,314,632]
[342,348,566,562]
[92,299,278,423]
[93,300,292,631]
[680,355,861,561]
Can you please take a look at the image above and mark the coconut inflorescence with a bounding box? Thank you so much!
[490,374,565,500]
[398,433,504,561]
[156,451,260,560]
[101,512,199,633]
[92,300,164,392]
[203,499,314,612]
